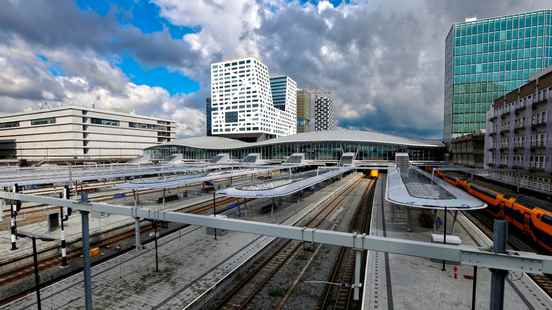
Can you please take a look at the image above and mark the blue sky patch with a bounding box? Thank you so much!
[75,0,198,39]
[117,54,199,95]
[74,0,200,94]
[37,54,65,77]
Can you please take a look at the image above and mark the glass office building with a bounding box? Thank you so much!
[444,10,552,141]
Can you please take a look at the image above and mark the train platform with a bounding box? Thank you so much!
[0,174,361,309]
[0,192,214,264]
[363,175,552,310]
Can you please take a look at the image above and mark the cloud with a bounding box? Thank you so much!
[0,0,206,137]
[2,0,552,140]
[0,39,205,136]
[155,0,262,58]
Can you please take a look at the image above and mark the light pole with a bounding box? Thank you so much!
[16,231,56,310]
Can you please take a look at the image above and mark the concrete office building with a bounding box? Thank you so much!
[444,10,552,141]
[485,67,552,194]
[0,106,176,162]
[296,89,314,132]
[210,57,297,142]
[313,90,337,131]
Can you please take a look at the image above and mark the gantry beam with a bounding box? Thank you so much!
[0,190,551,274]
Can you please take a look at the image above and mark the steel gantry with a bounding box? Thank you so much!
[1,190,551,310]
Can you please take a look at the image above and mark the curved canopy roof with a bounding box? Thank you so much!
[147,129,443,151]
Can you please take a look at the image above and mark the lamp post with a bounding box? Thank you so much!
[16,231,56,310]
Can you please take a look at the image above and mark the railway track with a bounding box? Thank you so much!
[217,176,365,310]
[463,211,552,298]
[0,173,254,228]
[317,179,375,310]
[0,195,243,300]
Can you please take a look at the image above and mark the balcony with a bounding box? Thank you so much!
[529,161,545,170]
[531,117,547,128]
[514,102,526,111]
[500,126,511,133]
[488,110,498,120]
[513,142,525,149]
[531,96,548,107]
[500,107,511,116]
[530,140,546,148]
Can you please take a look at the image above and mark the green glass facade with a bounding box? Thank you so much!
[444,10,552,140]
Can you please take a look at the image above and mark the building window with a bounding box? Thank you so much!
[129,122,165,130]
[91,118,120,126]
[225,111,238,123]
[31,117,56,126]
[0,121,20,129]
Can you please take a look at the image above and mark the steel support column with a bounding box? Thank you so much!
[471,266,478,310]
[133,190,141,250]
[32,237,42,310]
[442,207,447,271]
[489,220,508,310]
[81,211,93,310]
[353,250,362,301]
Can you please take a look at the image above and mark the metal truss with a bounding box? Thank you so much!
[1,190,551,275]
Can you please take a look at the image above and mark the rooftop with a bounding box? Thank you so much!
[0,105,176,123]
[151,129,444,151]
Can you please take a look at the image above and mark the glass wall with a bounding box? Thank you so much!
[444,10,552,140]
[144,142,444,162]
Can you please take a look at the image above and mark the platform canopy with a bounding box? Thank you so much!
[114,169,262,190]
[385,166,486,210]
[217,167,353,199]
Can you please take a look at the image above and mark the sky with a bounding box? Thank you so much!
[0,0,550,138]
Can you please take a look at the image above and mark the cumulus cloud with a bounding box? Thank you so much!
[2,0,552,139]
[0,39,204,136]
[155,0,262,58]
[0,0,206,137]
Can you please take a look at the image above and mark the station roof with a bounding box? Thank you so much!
[386,166,486,210]
[217,167,353,198]
[147,129,444,151]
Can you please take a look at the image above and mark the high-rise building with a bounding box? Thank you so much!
[206,97,212,136]
[296,89,314,132]
[210,57,297,141]
[313,90,337,131]
[270,76,297,113]
[444,10,552,141]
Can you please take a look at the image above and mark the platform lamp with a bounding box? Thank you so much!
[16,231,56,310]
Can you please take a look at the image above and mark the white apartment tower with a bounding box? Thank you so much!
[210,57,297,141]
[313,90,337,131]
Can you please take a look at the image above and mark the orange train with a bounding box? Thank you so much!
[428,167,552,253]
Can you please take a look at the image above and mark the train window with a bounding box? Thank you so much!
[513,211,525,223]
[541,215,552,226]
